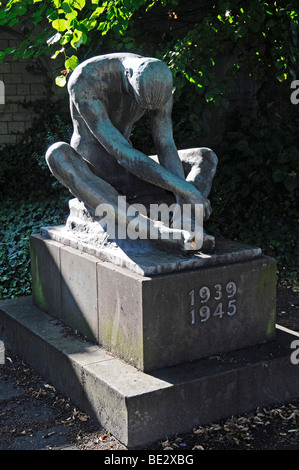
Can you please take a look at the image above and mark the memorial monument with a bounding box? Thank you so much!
[45,52,218,253]
[35,51,275,368]
[1,53,298,449]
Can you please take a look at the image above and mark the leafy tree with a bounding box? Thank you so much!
[0,0,172,85]
[0,1,298,87]
[1,0,298,192]
[0,0,298,284]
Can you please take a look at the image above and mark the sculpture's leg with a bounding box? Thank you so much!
[148,147,217,216]
[46,142,197,251]
[176,147,218,251]
[146,148,217,251]
[178,147,218,202]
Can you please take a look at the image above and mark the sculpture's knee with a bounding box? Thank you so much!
[202,147,218,172]
[45,142,71,173]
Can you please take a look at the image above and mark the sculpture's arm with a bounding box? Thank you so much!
[70,92,201,203]
[150,96,185,180]
[149,97,212,221]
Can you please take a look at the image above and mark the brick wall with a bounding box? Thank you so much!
[0,29,65,146]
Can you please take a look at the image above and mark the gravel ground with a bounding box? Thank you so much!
[0,283,298,451]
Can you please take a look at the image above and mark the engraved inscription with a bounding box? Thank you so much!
[188,282,238,325]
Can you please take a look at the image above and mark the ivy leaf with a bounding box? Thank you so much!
[272,169,285,182]
[55,75,67,87]
[70,28,87,48]
[61,2,73,14]
[284,175,298,192]
[73,0,86,11]
[52,18,69,32]
[51,47,64,59]
[65,55,79,70]
[60,30,73,45]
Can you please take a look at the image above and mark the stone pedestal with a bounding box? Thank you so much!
[0,221,298,448]
[30,232,276,372]
[1,296,299,449]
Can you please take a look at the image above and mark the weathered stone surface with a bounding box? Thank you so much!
[97,255,277,371]
[30,233,276,371]
[31,235,99,343]
[42,222,262,276]
[1,296,299,448]
[30,234,62,318]
[60,246,98,342]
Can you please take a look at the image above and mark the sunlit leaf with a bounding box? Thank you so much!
[65,54,79,70]
[55,75,67,87]
[52,18,68,32]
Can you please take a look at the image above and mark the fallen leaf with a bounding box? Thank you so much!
[193,428,204,434]
[161,439,172,447]
[79,415,88,422]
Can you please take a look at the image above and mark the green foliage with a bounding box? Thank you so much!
[204,108,299,285]
[0,97,72,201]
[33,113,73,190]
[0,0,171,84]
[0,196,68,299]
[160,1,298,142]
[1,1,297,90]
[0,0,298,294]
[165,1,298,93]
[0,98,71,300]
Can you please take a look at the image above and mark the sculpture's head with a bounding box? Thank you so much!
[125,57,173,110]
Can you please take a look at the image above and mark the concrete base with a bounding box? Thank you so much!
[30,233,276,371]
[0,296,299,449]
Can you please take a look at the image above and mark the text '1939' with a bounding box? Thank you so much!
[188,281,238,325]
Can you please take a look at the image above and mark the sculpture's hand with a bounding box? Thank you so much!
[178,189,211,221]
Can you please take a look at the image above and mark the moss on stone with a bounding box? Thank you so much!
[101,316,143,369]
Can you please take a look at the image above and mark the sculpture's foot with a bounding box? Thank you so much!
[169,212,215,253]
[201,231,215,252]
[151,220,215,253]
[181,230,215,252]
